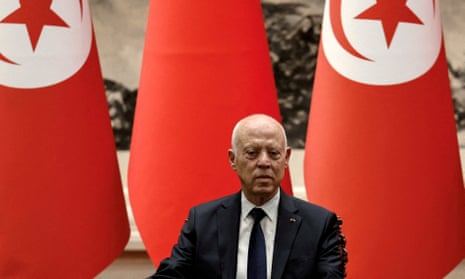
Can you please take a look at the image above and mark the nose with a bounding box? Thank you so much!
[257,151,271,168]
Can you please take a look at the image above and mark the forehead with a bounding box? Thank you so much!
[236,121,285,148]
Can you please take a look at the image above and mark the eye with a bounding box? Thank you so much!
[244,149,258,159]
[269,150,281,159]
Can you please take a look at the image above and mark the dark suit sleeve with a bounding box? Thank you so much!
[317,213,347,278]
[146,208,197,279]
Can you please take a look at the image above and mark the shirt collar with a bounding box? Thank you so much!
[241,190,280,222]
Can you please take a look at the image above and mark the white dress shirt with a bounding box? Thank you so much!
[236,190,280,279]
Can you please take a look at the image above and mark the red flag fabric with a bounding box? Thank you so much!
[0,1,129,278]
[129,0,291,264]
[304,0,465,278]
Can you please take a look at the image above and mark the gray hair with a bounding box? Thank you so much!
[230,114,288,153]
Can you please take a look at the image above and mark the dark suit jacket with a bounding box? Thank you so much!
[149,189,346,279]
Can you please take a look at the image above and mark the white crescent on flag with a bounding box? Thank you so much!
[0,0,92,89]
[322,0,442,86]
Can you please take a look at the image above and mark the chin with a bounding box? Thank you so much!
[254,185,277,195]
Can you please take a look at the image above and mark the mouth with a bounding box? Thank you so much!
[255,175,273,180]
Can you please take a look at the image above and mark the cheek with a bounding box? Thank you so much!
[234,162,247,172]
[236,164,256,178]
[237,159,255,168]
[273,162,287,174]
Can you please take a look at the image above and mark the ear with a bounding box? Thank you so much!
[228,149,236,170]
[284,147,292,168]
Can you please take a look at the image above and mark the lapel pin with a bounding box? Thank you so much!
[289,217,296,223]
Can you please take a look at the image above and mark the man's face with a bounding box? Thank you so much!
[229,119,290,205]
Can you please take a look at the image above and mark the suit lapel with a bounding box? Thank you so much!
[271,190,301,279]
[217,192,241,279]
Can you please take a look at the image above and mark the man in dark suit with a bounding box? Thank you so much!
[148,114,346,279]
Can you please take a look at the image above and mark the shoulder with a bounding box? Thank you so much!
[181,192,240,233]
[189,191,240,215]
[294,196,334,216]
[282,191,335,215]
[279,194,338,234]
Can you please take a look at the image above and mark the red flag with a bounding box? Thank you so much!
[129,0,291,264]
[0,1,129,277]
[305,0,465,278]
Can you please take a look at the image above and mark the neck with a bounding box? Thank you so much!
[246,189,279,206]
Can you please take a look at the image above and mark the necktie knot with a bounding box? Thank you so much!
[250,208,266,223]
